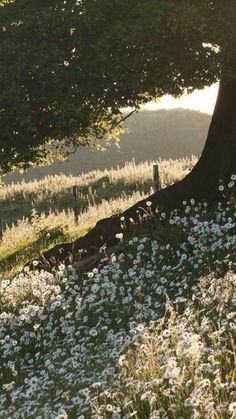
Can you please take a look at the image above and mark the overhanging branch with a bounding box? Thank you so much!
[111,109,137,130]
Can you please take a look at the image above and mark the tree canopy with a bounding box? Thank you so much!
[0,0,236,175]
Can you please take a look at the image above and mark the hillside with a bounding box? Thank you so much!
[0,172,235,418]
[3,109,210,185]
[0,157,197,278]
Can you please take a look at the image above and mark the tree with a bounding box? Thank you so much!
[1,1,236,264]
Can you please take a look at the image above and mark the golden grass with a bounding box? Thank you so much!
[0,156,197,277]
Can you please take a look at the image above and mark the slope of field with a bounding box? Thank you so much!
[0,157,197,278]
[3,109,210,184]
[0,176,235,418]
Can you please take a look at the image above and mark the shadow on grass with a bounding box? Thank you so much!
[0,233,68,279]
[0,220,96,280]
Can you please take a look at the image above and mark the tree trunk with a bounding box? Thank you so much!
[29,79,236,270]
[123,78,236,216]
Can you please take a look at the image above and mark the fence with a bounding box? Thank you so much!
[0,210,3,241]
[0,164,162,234]
[71,163,161,224]
[153,163,161,193]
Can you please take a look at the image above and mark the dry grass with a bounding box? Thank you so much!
[0,156,197,277]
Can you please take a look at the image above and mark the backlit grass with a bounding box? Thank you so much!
[0,157,196,278]
[0,177,235,418]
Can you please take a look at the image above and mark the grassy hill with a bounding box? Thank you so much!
[3,109,210,185]
[0,159,235,417]
[0,157,197,278]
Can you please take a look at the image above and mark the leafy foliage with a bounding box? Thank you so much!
[4,109,210,184]
[1,1,236,173]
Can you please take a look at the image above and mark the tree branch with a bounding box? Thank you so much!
[111,108,137,130]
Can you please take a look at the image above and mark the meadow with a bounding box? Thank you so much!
[4,109,209,185]
[0,158,235,418]
[0,156,196,278]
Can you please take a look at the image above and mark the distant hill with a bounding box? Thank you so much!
[4,109,211,185]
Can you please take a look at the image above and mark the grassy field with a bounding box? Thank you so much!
[4,109,210,185]
[0,156,196,278]
[0,159,235,418]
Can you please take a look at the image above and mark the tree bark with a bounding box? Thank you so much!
[123,79,236,216]
[29,79,236,270]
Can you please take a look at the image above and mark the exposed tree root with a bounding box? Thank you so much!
[26,79,236,272]
[26,171,217,271]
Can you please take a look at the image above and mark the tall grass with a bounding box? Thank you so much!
[0,156,197,226]
[0,157,197,278]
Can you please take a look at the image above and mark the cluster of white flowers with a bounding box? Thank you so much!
[0,179,235,417]
[96,270,235,418]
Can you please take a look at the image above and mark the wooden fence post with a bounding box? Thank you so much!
[153,163,161,193]
[73,186,79,225]
[0,210,3,241]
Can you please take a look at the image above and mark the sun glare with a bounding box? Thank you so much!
[143,83,218,115]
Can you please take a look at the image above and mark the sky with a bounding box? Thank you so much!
[143,83,218,115]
